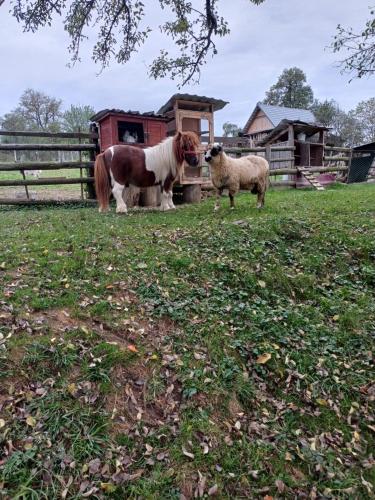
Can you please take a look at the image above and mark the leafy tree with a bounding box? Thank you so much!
[331,109,364,147]
[3,89,62,132]
[310,99,340,127]
[354,97,375,143]
[62,105,96,132]
[332,7,375,79]
[263,67,314,109]
[222,122,241,137]
[6,0,265,86]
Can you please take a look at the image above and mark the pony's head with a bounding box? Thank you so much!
[204,143,223,164]
[173,131,200,167]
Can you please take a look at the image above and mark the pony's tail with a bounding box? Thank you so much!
[94,153,111,212]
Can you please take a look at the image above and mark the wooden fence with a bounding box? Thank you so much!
[0,133,353,205]
[0,128,99,204]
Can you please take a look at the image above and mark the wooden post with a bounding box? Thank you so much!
[183,184,201,204]
[20,169,30,199]
[140,186,161,207]
[87,123,98,199]
[78,127,84,200]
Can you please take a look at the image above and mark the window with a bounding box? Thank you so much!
[118,121,145,143]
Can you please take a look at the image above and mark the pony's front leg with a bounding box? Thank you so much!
[112,180,128,214]
[167,190,176,210]
[160,189,170,211]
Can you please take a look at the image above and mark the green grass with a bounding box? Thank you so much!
[0,183,374,498]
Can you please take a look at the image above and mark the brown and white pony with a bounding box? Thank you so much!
[94,131,200,213]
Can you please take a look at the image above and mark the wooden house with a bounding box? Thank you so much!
[90,109,168,151]
[243,102,316,146]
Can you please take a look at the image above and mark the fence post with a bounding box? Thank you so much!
[87,123,98,199]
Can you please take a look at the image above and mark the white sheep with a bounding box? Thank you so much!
[205,143,269,210]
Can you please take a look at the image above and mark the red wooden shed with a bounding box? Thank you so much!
[90,109,168,151]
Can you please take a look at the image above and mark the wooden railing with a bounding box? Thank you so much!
[0,128,99,204]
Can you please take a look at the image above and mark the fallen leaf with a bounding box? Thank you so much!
[208,484,218,496]
[127,344,138,353]
[316,398,328,406]
[332,315,340,322]
[26,416,36,427]
[182,446,195,459]
[285,451,293,461]
[137,262,148,269]
[0,419,5,429]
[275,479,286,493]
[258,280,266,288]
[100,482,116,493]
[256,353,272,364]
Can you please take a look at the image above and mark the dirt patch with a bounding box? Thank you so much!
[107,360,182,436]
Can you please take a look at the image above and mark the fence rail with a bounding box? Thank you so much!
[0,130,99,140]
[0,161,94,171]
[0,144,96,151]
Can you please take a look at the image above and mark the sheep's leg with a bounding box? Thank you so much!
[229,191,236,210]
[256,188,265,209]
[214,188,223,211]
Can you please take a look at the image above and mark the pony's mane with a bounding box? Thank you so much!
[173,131,200,165]
[144,131,200,181]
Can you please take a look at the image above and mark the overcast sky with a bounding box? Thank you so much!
[0,0,374,133]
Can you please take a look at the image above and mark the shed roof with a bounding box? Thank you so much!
[157,94,228,114]
[259,119,328,146]
[90,109,168,123]
[354,141,375,151]
[244,102,316,133]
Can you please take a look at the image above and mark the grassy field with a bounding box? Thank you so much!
[0,184,374,499]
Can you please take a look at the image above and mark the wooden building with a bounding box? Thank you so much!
[243,102,316,146]
[90,109,168,151]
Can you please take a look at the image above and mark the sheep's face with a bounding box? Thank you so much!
[205,143,222,164]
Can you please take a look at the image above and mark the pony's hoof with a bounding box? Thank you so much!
[230,206,235,210]
[116,207,128,214]
[214,207,219,212]
[99,207,110,213]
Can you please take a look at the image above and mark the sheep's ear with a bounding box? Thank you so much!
[217,145,222,152]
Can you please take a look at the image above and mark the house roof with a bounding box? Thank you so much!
[157,94,228,115]
[259,119,328,146]
[90,109,168,123]
[354,141,375,151]
[243,102,316,133]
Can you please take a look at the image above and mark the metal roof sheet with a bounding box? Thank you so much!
[90,109,168,123]
[157,94,228,114]
[244,102,316,133]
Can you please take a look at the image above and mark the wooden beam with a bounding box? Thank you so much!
[0,161,94,171]
[324,146,352,152]
[0,198,97,206]
[323,156,351,162]
[0,144,96,151]
[0,130,98,139]
[0,177,94,187]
